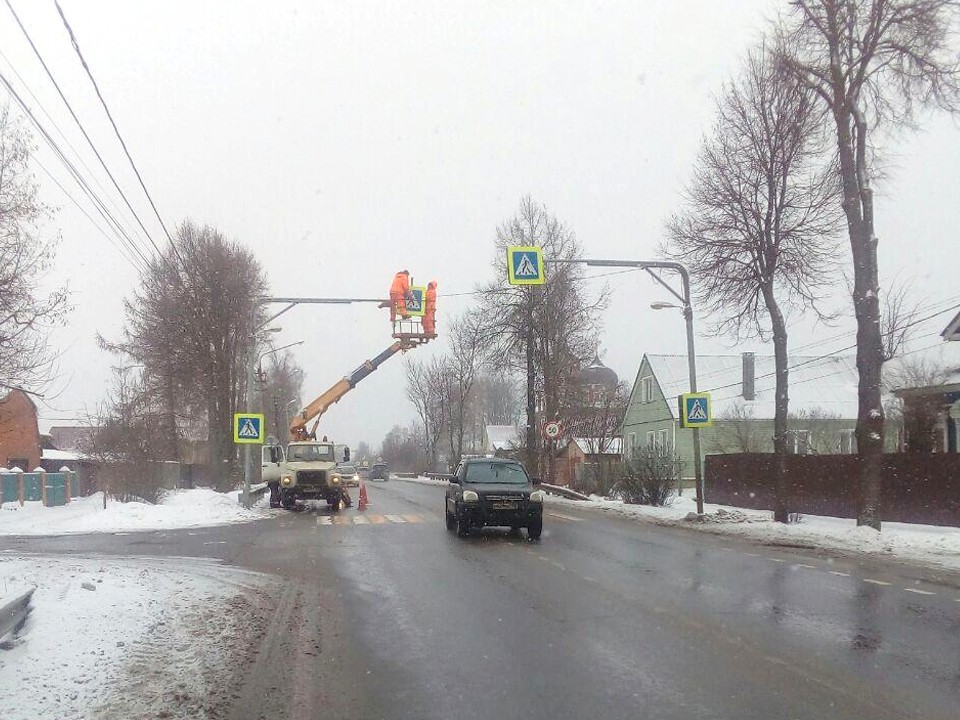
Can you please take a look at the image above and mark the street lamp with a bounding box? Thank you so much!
[546,258,705,516]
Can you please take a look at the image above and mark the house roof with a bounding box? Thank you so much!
[49,426,96,452]
[643,353,861,420]
[576,355,619,389]
[572,437,623,455]
[485,425,521,451]
[941,309,960,342]
[884,342,960,394]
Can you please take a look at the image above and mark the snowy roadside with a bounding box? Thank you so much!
[0,488,269,536]
[547,493,960,572]
[396,475,450,487]
[0,554,277,720]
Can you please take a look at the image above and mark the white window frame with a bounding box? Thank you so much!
[646,431,656,450]
[641,376,654,403]
[656,429,669,451]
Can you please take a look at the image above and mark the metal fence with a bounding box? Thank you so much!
[0,469,79,507]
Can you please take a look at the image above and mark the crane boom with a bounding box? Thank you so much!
[289,339,418,440]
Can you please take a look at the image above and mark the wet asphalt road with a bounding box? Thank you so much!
[4,478,960,720]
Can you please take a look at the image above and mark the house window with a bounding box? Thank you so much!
[628,432,637,458]
[657,429,669,451]
[646,431,656,450]
[839,429,856,454]
[641,376,654,403]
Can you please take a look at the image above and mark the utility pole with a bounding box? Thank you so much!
[525,285,537,477]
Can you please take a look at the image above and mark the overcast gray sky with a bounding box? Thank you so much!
[3,0,959,449]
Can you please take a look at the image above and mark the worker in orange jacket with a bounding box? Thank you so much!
[389,270,412,322]
[423,280,438,335]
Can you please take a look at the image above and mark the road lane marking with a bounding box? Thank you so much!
[863,578,891,586]
[549,560,566,571]
[904,588,936,596]
[795,564,817,570]
[546,512,583,522]
[317,517,332,526]
[829,571,851,577]
[352,516,370,524]
[368,514,387,524]
[332,515,350,525]
[385,514,406,523]
[742,552,760,557]
[770,558,786,563]
[403,514,424,523]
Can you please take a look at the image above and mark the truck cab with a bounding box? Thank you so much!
[263,441,345,510]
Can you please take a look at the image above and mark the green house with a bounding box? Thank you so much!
[621,352,862,482]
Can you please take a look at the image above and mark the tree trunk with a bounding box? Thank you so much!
[763,285,790,523]
[835,108,884,530]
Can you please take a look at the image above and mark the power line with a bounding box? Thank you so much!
[3,0,165,263]
[53,0,179,260]
[0,64,153,271]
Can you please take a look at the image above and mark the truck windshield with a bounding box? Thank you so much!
[465,462,528,484]
[287,445,335,462]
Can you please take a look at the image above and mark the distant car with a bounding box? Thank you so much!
[369,463,390,481]
[358,466,371,480]
[337,464,360,487]
[445,457,543,539]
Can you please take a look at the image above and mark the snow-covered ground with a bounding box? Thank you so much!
[548,493,960,572]
[0,554,276,720]
[398,475,450,487]
[0,488,268,536]
[398,475,960,572]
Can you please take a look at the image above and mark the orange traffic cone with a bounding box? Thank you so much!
[358,482,369,511]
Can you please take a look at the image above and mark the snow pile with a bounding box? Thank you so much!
[547,493,960,571]
[0,488,267,536]
[0,555,275,720]
[402,475,451,487]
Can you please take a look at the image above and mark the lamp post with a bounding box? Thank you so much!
[546,258,704,516]
[241,327,282,508]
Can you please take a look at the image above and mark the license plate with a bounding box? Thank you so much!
[491,502,518,510]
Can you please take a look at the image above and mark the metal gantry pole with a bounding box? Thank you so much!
[240,296,389,508]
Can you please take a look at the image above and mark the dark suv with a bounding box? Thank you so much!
[445,458,544,539]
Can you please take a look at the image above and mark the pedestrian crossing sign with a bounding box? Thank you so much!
[679,393,712,428]
[406,286,426,317]
[234,413,266,444]
[507,246,546,286]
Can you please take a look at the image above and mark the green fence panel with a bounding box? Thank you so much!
[70,472,79,497]
[46,473,66,507]
[23,473,42,502]
[1,473,17,504]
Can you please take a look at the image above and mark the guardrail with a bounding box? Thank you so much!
[237,482,269,505]
[425,473,454,481]
[540,483,590,501]
[0,586,35,643]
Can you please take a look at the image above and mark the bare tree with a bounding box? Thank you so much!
[711,403,768,454]
[404,355,447,471]
[444,309,486,466]
[107,221,267,490]
[479,196,609,476]
[257,350,305,442]
[0,104,69,394]
[885,354,951,451]
[564,381,627,495]
[777,0,960,529]
[665,48,842,522]
[475,373,521,426]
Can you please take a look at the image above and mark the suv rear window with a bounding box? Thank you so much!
[464,462,528,484]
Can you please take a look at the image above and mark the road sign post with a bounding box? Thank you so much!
[507,246,546,285]
[234,413,266,443]
[679,393,712,428]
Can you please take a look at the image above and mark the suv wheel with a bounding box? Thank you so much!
[445,507,456,531]
[527,519,542,540]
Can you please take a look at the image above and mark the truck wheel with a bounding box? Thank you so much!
[280,490,297,511]
[527,520,542,541]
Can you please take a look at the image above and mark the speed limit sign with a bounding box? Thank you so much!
[544,421,561,440]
